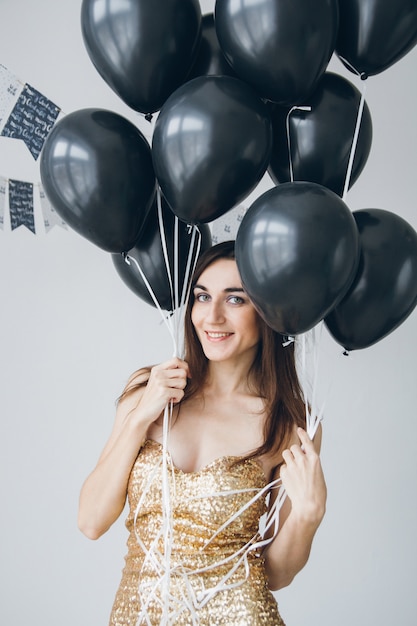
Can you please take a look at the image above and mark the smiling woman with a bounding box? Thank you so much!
[0,0,416,624]
[78,241,327,625]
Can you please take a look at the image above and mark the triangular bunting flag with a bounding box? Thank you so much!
[8,179,35,233]
[1,83,60,160]
[0,64,23,132]
[0,175,6,230]
[39,184,67,233]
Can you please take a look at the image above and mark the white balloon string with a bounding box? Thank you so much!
[171,224,202,360]
[286,105,312,182]
[309,323,327,438]
[173,216,180,324]
[177,226,201,356]
[161,403,174,623]
[180,226,200,312]
[123,254,176,347]
[156,194,202,359]
[342,78,368,200]
[158,221,202,621]
[157,188,175,315]
[310,323,323,422]
[299,333,310,430]
[131,218,204,623]
[337,55,368,80]
[295,327,327,440]
[132,449,286,622]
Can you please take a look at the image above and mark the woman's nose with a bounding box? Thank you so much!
[205,300,225,323]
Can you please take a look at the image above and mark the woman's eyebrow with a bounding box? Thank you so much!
[193,283,245,293]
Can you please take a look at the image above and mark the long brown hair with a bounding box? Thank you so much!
[119,241,306,458]
[183,240,306,459]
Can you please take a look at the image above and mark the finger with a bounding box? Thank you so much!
[154,358,179,372]
[164,370,189,387]
[169,376,187,389]
[152,364,187,382]
[163,360,191,381]
[289,443,305,460]
[297,427,315,451]
[281,449,294,464]
[165,357,191,375]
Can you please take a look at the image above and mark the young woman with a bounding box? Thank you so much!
[78,241,327,625]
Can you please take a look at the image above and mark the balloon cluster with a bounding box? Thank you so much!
[39,0,417,347]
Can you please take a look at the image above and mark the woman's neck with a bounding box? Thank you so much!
[204,358,254,397]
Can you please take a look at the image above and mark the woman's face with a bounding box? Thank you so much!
[191,258,261,364]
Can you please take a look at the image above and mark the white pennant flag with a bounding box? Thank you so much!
[0,176,6,230]
[210,204,248,244]
[39,184,67,233]
[0,64,23,132]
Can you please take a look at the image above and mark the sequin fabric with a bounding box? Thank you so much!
[109,440,285,625]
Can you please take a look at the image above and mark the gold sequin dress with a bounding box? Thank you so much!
[109,440,285,625]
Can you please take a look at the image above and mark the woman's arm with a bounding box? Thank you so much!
[264,426,327,590]
[77,357,189,540]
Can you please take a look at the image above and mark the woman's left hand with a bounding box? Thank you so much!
[280,427,327,526]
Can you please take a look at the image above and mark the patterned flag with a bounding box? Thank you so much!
[8,179,35,233]
[39,184,67,233]
[0,176,6,230]
[1,83,60,160]
[0,64,23,132]
[210,204,248,244]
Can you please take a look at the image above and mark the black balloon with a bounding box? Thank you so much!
[152,76,272,224]
[112,198,212,310]
[215,0,339,105]
[40,108,156,253]
[336,0,417,77]
[235,182,360,335]
[81,0,202,113]
[268,72,373,197]
[186,13,236,80]
[325,209,417,350]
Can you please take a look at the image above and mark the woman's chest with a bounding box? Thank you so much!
[147,400,277,479]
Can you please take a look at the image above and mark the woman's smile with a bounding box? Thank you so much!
[205,331,234,341]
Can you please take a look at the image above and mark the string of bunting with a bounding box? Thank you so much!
[0,63,66,234]
[0,61,246,239]
[0,62,249,240]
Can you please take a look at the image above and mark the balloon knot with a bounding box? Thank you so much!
[360,72,368,81]
[343,349,350,356]
[145,113,153,122]
[282,335,295,347]
[122,252,131,265]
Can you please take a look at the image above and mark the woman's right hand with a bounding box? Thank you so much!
[78,357,190,539]
[120,357,190,428]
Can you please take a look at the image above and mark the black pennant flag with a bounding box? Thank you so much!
[1,83,60,160]
[8,179,35,233]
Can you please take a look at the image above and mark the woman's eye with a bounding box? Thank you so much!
[228,296,244,305]
[196,293,210,302]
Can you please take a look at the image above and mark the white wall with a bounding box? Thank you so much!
[0,1,416,624]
